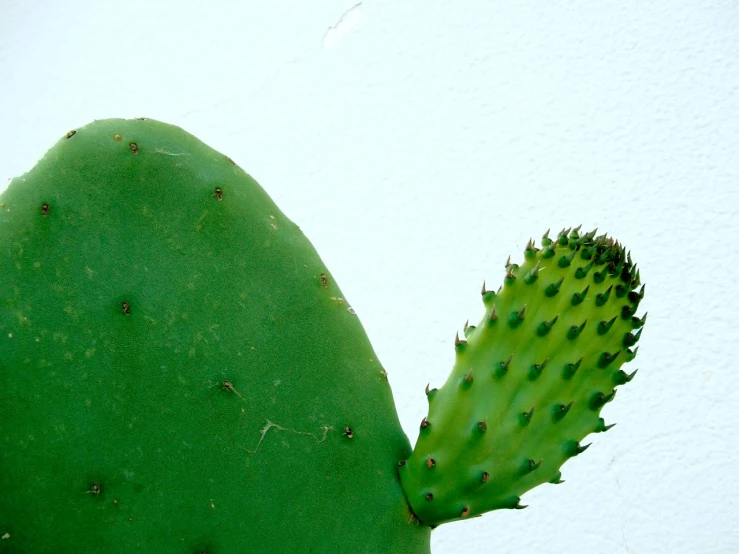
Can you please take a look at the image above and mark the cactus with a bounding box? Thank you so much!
[0,119,645,553]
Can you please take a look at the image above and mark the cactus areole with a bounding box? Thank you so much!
[0,119,645,553]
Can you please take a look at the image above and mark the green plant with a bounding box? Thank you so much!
[0,118,645,553]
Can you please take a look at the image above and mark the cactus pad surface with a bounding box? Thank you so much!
[0,119,430,553]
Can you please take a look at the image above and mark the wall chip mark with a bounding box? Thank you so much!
[322,3,362,49]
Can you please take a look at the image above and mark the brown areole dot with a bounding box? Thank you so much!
[129,142,139,154]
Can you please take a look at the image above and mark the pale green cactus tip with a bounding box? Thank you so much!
[0,119,645,552]
[399,226,644,527]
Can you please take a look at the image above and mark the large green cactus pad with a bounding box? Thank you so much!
[0,119,430,553]
[398,229,644,526]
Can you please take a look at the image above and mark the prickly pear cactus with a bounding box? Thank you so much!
[398,228,644,526]
[0,119,430,553]
[1,118,646,553]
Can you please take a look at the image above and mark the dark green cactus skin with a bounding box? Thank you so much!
[0,119,430,553]
[398,228,644,527]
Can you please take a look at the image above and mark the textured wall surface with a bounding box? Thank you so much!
[2,1,738,552]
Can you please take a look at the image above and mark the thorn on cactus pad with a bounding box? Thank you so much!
[564,440,591,457]
[571,285,589,306]
[552,401,573,422]
[488,304,498,324]
[461,506,471,517]
[222,379,234,391]
[598,316,617,335]
[88,482,101,495]
[121,301,131,315]
[613,368,638,385]
[575,261,594,279]
[589,390,616,410]
[563,357,583,380]
[524,261,540,284]
[598,350,621,368]
[631,313,647,328]
[508,305,526,328]
[477,419,487,433]
[213,187,223,200]
[596,285,613,306]
[558,250,576,268]
[622,328,642,347]
[398,460,407,467]
[420,417,430,430]
[496,354,513,378]
[481,471,490,483]
[520,406,535,426]
[595,418,617,432]
[521,458,542,474]
[454,332,466,349]
[425,492,434,501]
[481,281,487,295]
[528,358,549,381]
[343,426,354,439]
[129,142,139,154]
[426,458,435,469]
[550,471,564,484]
[41,203,49,216]
[536,315,559,337]
[545,277,564,297]
[463,369,473,384]
[567,320,587,341]
[629,284,646,303]
[319,273,328,288]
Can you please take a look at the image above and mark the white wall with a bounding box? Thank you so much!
[2,1,738,552]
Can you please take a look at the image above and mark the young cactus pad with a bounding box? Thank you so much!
[0,119,645,552]
[398,228,644,526]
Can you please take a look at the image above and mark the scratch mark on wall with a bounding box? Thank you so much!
[322,3,362,49]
